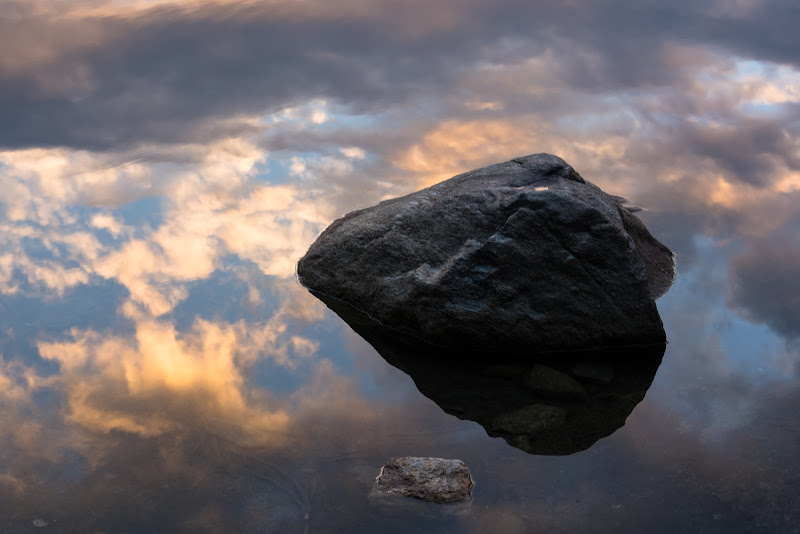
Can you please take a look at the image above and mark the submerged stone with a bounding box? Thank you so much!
[370,457,474,504]
[297,153,675,353]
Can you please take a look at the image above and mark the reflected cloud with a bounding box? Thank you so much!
[0,281,341,529]
[729,228,800,340]
[0,138,332,314]
[0,356,31,402]
[36,317,286,438]
[26,277,329,439]
[0,282,471,532]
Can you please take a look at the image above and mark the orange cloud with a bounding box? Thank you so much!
[393,116,630,190]
[35,312,306,440]
[391,113,800,243]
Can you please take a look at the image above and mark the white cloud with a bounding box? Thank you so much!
[34,302,322,438]
[340,146,366,160]
[311,109,328,124]
[0,133,333,313]
[290,157,307,176]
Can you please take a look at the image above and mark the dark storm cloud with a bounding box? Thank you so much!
[672,114,800,186]
[1,0,798,151]
[612,378,800,533]
[0,0,520,150]
[728,221,800,339]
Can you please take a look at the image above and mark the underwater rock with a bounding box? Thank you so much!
[370,457,474,504]
[298,153,675,353]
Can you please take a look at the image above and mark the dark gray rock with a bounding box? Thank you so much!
[298,153,675,353]
[370,457,474,504]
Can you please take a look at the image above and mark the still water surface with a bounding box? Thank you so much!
[0,189,797,533]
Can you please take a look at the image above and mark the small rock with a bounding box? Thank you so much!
[371,457,473,504]
[32,519,49,527]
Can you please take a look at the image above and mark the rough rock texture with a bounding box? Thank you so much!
[370,457,474,504]
[298,153,675,352]
[307,293,665,455]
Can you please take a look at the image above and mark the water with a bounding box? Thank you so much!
[0,179,796,533]
[1,1,798,532]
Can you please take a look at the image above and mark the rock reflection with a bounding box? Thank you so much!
[313,291,665,455]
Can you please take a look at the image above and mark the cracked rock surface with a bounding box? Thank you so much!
[297,153,675,353]
[371,457,473,504]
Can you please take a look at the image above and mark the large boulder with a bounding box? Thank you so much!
[297,153,675,353]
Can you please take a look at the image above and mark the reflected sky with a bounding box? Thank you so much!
[1,0,798,532]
